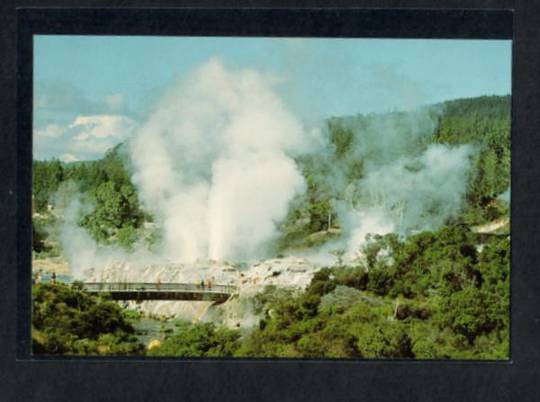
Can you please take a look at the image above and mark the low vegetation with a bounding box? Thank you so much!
[148,224,509,359]
[32,282,144,355]
[32,221,509,359]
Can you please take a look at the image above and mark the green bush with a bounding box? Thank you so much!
[32,283,144,355]
[148,321,240,357]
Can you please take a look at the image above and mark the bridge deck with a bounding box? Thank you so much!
[82,282,237,304]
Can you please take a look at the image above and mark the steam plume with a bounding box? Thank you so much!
[313,110,474,258]
[55,60,476,275]
[130,59,308,262]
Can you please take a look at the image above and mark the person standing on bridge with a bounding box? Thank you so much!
[156,278,161,290]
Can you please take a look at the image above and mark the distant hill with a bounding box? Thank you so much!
[33,95,511,248]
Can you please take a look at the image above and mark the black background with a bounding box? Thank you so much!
[2,1,539,401]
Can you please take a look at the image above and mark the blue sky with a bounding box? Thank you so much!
[33,36,511,161]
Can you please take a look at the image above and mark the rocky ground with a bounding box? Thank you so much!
[83,256,323,327]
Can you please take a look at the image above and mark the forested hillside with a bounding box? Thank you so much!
[434,96,511,213]
[33,95,510,254]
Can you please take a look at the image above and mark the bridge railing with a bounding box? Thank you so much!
[82,282,237,294]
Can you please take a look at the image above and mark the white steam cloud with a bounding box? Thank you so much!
[53,59,476,278]
[343,143,473,257]
[311,110,475,258]
[54,188,157,279]
[130,59,309,262]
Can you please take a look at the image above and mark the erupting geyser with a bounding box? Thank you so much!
[130,59,309,262]
[58,58,475,278]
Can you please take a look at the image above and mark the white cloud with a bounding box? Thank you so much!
[68,114,136,157]
[59,153,79,162]
[71,115,136,141]
[33,114,137,160]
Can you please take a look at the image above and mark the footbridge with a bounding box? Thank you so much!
[82,282,237,305]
